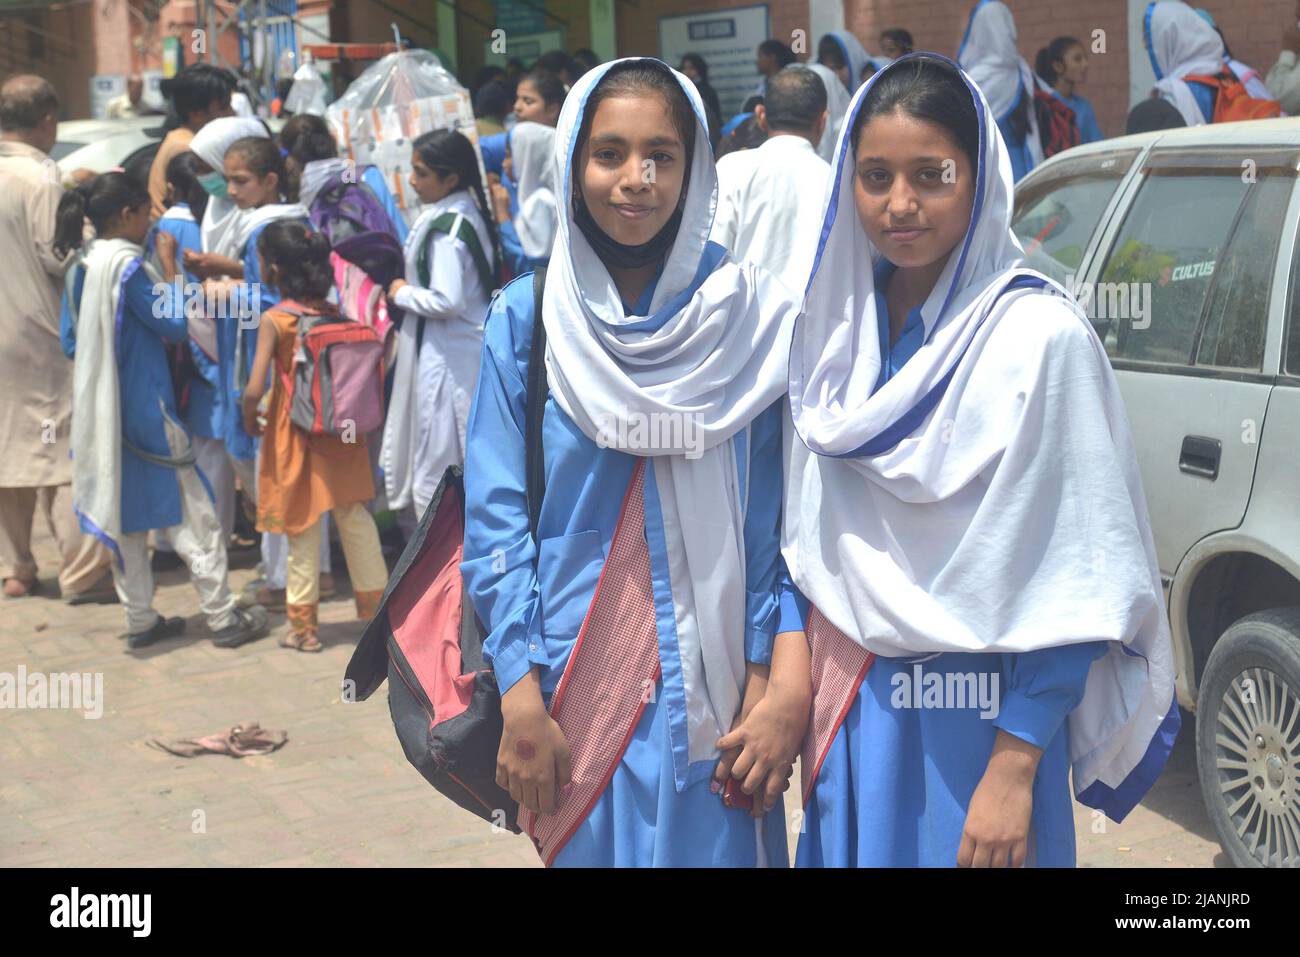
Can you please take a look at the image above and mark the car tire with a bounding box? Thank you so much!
[1196,606,1300,868]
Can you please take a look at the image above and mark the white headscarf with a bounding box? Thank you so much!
[298,157,350,211]
[543,57,800,788]
[958,0,1043,165]
[190,116,270,257]
[1144,1,1225,126]
[508,121,558,261]
[784,53,1178,819]
[70,239,163,565]
[828,30,871,91]
[807,62,851,165]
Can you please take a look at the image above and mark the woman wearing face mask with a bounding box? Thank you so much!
[187,120,332,621]
[783,54,1179,868]
[461,58,808,867]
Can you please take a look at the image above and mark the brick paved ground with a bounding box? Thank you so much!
[0,522,1225,868]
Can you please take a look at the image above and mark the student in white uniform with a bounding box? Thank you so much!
[711,67,831,292]
[383,129,499,522]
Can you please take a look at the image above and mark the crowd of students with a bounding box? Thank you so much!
[53,61,508,654]
[46,1,1296,867]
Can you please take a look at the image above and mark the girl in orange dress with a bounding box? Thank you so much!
[241,221,388,651]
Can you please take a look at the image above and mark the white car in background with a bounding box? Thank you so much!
[54,115,285,180]
[1013,118,1300,869]
[53,116,167,179]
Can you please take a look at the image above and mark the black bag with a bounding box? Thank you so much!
[344,269,547,833]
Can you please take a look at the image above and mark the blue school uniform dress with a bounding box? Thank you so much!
[219,217,306,463]
[1060,92,1103,143]
[149,204,224,442]
[462,271,791,868]
[480,131,507,177]
[497,181,546,276]
[61,259,202,534]
[1187,82,1216,124]
[792,259,1108,868]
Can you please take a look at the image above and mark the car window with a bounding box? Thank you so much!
[1195,173,1293,372]
[1094,156,1295,367]
[1012,149,1137,285]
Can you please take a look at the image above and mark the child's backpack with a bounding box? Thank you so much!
[1184,69,1283,124]
[277,304,386,437]
[343,268,547,833]
[1033,89,1081,158]
[308,167,406,288]
[329,251,397,368]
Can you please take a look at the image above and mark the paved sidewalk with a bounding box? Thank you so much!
[0,524,1224,867]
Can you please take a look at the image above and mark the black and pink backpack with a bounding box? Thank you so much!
[344,270,547,831]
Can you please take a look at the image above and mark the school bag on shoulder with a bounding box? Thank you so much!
[343,268,547,833]
[277,303,387,437]
[328,251,397,369]
[1183,69,1283,123]
[416,209,501,299]
[1033,89,1081,158]
[308,167,406,288]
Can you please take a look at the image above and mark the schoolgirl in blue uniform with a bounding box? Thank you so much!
[461,58,809,867]
[783,54,1179,867]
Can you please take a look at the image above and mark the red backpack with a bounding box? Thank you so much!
[1033,90,1081,158]
[1184,70,1283,123]
[275,304,386,438]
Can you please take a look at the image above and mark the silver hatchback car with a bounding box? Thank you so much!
[1013,118,1300,868]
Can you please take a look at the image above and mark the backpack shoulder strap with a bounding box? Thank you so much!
[525,267,547,542]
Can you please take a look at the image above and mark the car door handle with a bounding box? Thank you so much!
[1179,435,1221,480]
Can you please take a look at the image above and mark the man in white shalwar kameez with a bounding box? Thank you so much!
[711,67,831,295]
[0,75,113,602]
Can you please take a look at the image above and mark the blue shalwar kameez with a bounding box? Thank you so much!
[60,261,199,533]
[149,205,224,441]
[792,260,1107,868]
[462,272,791,867]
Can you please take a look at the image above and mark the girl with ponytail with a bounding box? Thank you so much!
[380,128,500,521]
[57,171,267,650]
[240,220,389,652]
[1035,36,1103,143]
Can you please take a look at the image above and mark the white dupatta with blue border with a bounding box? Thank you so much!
[783,53,1179,821]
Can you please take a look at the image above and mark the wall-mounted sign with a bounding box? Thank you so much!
[659,4,770,119]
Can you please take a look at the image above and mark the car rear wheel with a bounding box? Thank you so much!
[1196,607,1300,868]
